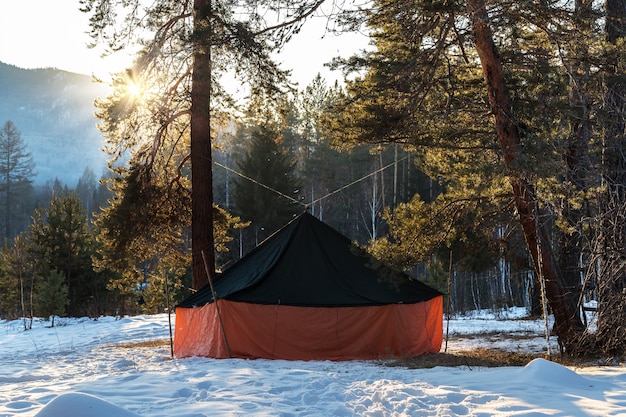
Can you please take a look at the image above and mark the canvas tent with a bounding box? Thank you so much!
[175,212,443,360]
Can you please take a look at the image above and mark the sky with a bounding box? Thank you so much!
[0,0,369,87]
[2,309,626,416]
[0,0,128,78]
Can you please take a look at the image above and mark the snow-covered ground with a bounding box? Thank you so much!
[1,308,625,416]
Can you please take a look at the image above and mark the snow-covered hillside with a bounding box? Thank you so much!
[1,310,625,416]
[0,61,109,185]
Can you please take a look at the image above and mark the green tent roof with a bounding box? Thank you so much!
[177,212,442,308]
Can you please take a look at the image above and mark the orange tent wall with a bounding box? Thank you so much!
[174,296,443,360]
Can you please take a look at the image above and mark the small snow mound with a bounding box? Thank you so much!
[34,393,141,417]
[518,358,593,389]
[110,358,137,370]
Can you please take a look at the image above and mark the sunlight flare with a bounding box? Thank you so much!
[125,78,143,99]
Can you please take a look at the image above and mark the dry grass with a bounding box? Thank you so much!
[386,348,545,369]
[386,333,611,369]
[108,336,614,368]
[109,339,171,349]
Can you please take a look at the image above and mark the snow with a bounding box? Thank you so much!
[1,309,625,416]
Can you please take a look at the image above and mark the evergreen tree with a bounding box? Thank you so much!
[95,163,245,313]
[0,233,37,325]
[28,191,101,316]
[35,270,69,327]
[95,164,190,313]
[0,243,19,319]
[232,123,302,248]
[0,120,35,240]
[0,244,21,319]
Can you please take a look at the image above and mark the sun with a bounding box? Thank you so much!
[127,80,142,96]
[121,68,144,100]
[126,79,143,98]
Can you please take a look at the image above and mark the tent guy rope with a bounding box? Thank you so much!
[307,157,408,208]
[213,161,305,206]
[213,156,409,210]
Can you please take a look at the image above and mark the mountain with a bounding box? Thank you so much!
[0,61,110,185]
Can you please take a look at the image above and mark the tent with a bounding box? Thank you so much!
[174,212,443,360]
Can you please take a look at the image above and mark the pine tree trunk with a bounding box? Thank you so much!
[191,0,216,290]
[467,0,583,349]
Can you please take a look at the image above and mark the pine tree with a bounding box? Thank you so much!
[28,191,100,316]
[232,123,302,248]
[35,270,69,327]
[0,233,37,325]
[0,243,21,319]
[95,163,245,313]
[0,120,35,240]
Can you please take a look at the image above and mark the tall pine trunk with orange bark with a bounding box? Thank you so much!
[466,0,583,349]
[190,0,216,290]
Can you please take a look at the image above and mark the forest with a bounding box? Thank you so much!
[0,0,624,357]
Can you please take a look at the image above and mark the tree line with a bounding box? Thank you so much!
[0,120,115,325]
[0,88,442,325]
[0,92,526,326]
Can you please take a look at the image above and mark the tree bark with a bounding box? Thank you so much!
[467,0,583,348]
[191,0,216,290]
